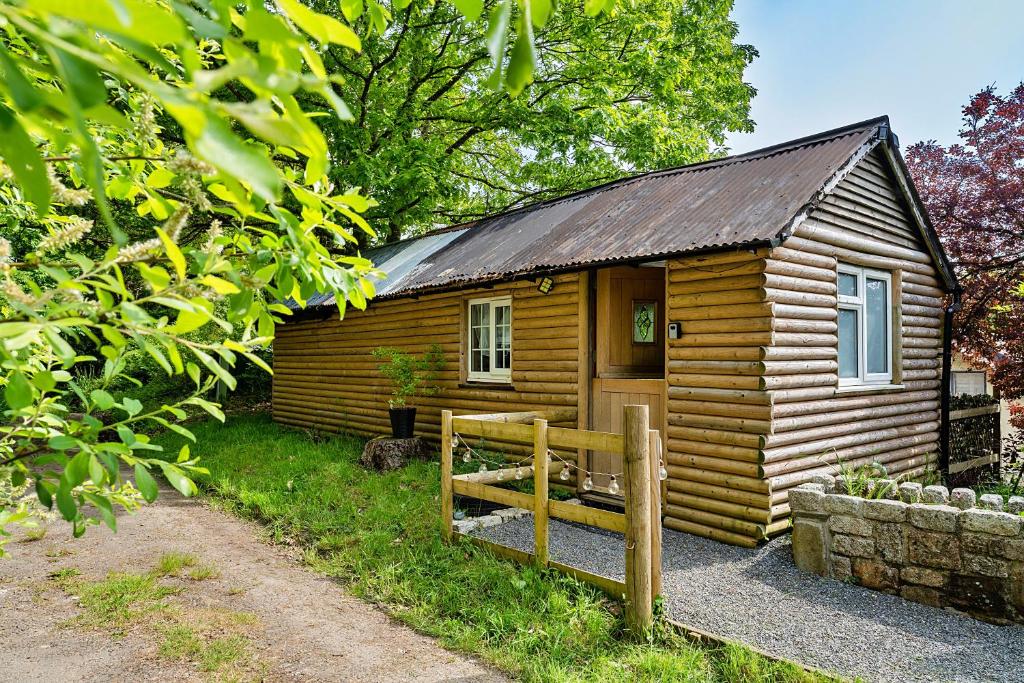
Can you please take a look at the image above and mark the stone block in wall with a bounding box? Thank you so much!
[875,522,905,564]
[789,485,826,514]
[830,554,852,581]
[899,482,923,504]
[1008,497,1024,515]
[908,504,959,533]
[792,518,829,575]
[950,488,977,510]
[995,538,1024,561]
[901,566,948,588]
[979,494,1005,511]
[922,485,949,504]
[907,530,961,570]
[807,473,836,493]
[963,554,1010,578]
[961,509,1023,536]
[863,499,907,523]
[829,514,872,537]
[823,494,862,516]
[833,533,875,558]
[1011,563,1024,615]
[852,559,899,591]
[901,585,944,608]
[960,533,996,557]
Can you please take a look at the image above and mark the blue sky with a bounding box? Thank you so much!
[727,0,1024,154]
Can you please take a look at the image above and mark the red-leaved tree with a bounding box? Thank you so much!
[906,84,1024,401]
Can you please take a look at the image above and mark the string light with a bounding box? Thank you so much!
[658,460,668,481]
[559,466,571,481]
[462,448,472,463]
[582,474,594,492]
[515,466,524,480]
[607,475,620,496]
[478,462,487,473]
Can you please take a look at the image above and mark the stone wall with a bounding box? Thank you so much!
[790,478,1024,624]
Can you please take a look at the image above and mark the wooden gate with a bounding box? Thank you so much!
[441,405,663,634]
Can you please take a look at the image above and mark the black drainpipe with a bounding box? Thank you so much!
[939,286,963,479]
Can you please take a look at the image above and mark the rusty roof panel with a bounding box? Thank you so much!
[307,118,888,308]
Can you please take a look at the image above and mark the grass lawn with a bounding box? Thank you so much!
[156,413,825,683]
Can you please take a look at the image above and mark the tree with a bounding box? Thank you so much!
[311,0,756,241]
[0,0,609,551]
[905,84,1024,399]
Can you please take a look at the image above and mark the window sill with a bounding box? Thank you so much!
[460,381,515,391]
[834,383,905,396]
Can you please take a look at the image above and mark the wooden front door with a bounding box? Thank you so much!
[586,266,667,498]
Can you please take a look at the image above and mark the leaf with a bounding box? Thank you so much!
[4,372,33,410]
[276,0,361,50]
[451,0,484,21]
[159,462,198,497]
[191,116,281,202]
[134,463,159,502]
[121,397,143,417]
[90,388,115,410]
[88,455,106,486]
[56,484,77,521]
[146,166,175,189]
[65,450,91,489]
[483,0,512,91]
[0,45,42,111]
[201,275,241,294]
[30,0,188,45]
[48,435,78,451]
[156,227,187,281]
[340,0,364,21]
[35,479,53,509]
[505,7,537,96]
[0,105,50,215]
[32,371,56,392]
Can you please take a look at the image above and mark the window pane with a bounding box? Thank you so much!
[838,308,859,378]
[838,272,858,297]
[633,302,656,343]
[953,372,986,396]
[865,278,888,374]
[494,304,511,370]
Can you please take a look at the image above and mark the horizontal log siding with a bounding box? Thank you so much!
[763,149,944,523]
[665,250,771,548]
[272,273,583,458]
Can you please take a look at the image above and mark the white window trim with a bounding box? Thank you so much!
[837,264,893,387]
[467,296,512,383]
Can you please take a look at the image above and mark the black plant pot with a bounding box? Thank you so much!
[389,406,417,439]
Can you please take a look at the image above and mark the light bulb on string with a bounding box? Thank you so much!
[478,462,487,474]
[559,465,571,481]
[462,449,472,463]
[450,436,458,450]
[515,467,524,480]
[582,473,593,492]
[658,460,668,481]
[607,475,620,496]
[496,468,505,481]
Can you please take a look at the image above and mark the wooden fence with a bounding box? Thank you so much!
[441,404,663,634]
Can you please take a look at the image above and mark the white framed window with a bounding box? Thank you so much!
[837,264,893,386]
[467,296,512,383]
[952,371,986,396]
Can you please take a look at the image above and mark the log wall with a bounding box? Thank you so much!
[664,248,773,548]
[272,272,586,462]
[763,148,944,527]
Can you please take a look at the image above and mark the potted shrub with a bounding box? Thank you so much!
[372,344,444,438]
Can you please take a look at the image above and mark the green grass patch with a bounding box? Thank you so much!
[157,414,825,683]
[52,566,179,635]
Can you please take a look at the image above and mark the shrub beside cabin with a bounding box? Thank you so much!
[274,117,958,548]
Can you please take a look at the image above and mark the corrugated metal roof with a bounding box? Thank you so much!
[307,117,891,308]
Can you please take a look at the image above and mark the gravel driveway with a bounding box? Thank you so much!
[476,517,1024,683]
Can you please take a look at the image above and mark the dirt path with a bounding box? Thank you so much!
[0,484,505,683]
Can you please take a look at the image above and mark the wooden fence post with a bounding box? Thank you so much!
[441,410,453,542]
[533,418,549,566]
[648,429,663,599]
[623,404,652,635]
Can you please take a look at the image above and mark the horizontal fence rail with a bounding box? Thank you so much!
[441,405,663,635]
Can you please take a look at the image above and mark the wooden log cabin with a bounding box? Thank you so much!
[274,117,958,547]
